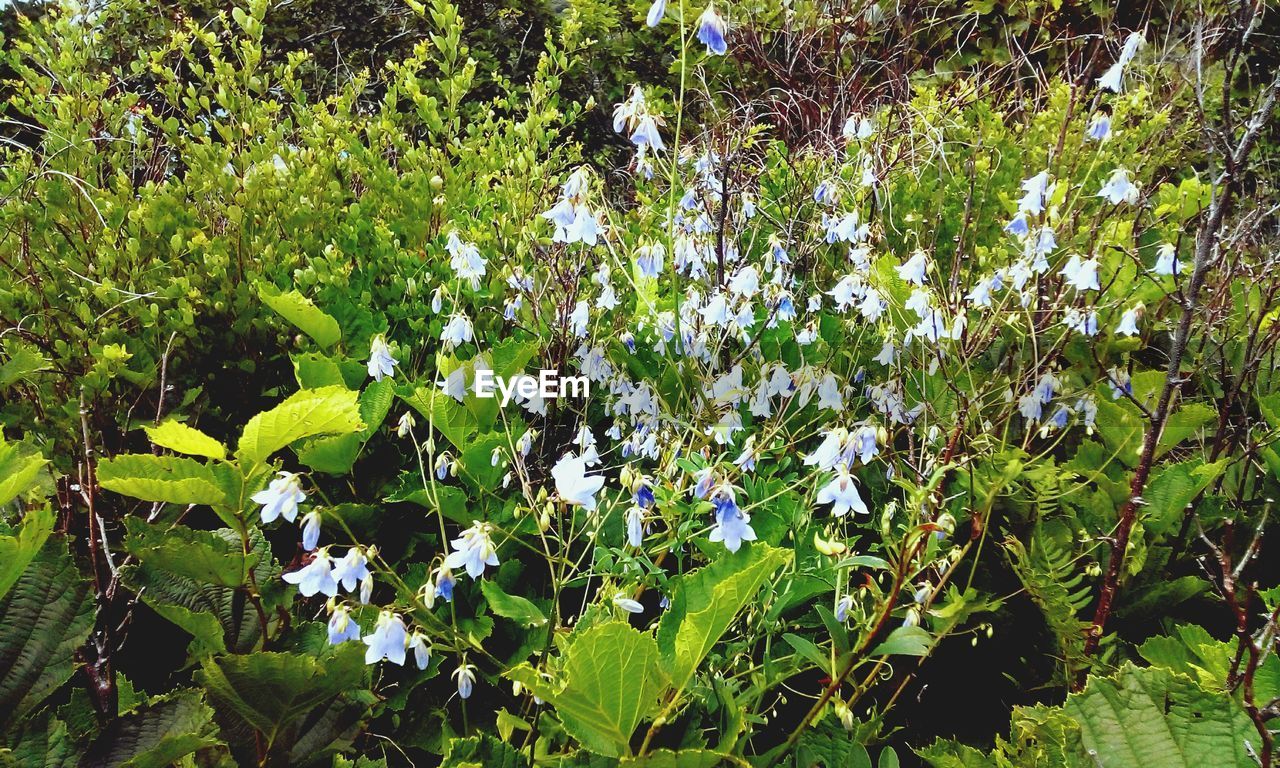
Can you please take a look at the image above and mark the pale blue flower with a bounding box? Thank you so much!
[708,487,756,553]
[646,0,666,27]
[332,547,371,594]
[367,335,398,382]
[1153,243,1181,276]
[301,509,321,551]
[613,593,644,613]
[454,662,477,699]
[697,4,728,55]
[1087,114,1111,141]
[1005,213,1029,237]
[631,115,665,151]
[327,604,361,645]
[626,506,645,548]
[553,453,606,511]
[409,631,431,670]
[816,468,869,517]
[445,521,500,579]
[283,549,338,597]
[1097,168,1138,205]
[253,471,305,524]
[896,251,929,286]
[363,610,408,665]
[1116,306,1142,336]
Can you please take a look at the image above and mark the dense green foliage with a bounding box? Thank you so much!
[2,0,1280,766]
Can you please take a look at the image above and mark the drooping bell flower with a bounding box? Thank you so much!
[253,471,306,524]
[363,610,408,665]
[367,335,398,382]
[697,4,728,55]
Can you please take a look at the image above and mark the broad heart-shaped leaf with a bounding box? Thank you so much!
[0,536,93,730]
[120,528,281,655]
[295,378,396,474]
[1024,663,1256,767]
[792,718,874,768]
[142,419,227,460]
[1143,458,1228,536]
[481,579,548,627]
[442,734,528,768]
[257,281,342,349]
[0,436,46,507]
[236,386,364,464]
[0,506,54,601]
[656,544,789,696]
[80,689,224,768]
[396,383,477,451]
[0,341,51,389]
[509,621,669,757]
[197,645,368,749]
[2,713,79,768]
[123,519,260,587]
[97,454,231,507]
[871,625,932,657]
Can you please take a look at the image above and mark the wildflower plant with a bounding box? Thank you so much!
[2,1,1280,766]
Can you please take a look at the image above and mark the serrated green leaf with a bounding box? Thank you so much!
[1057,664,1255,767]
[0,506,54,601]
[481,579,547,628]
[871,625,932,657]
[236,386,363,464]
[0,537,94,730]
[509,621,668,757]
[0,342,51,390]
[143,419,227,460]
[97,454,230,506]
[0,437,47,507]
[258,282,341,349]
[81,690,224,768]
[657,544,789,696]
[442,734,528,768]
[197,646,367,749]
[397,383,477,451]
[123,519,260,587]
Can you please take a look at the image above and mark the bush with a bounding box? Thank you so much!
[2,1,1280,766]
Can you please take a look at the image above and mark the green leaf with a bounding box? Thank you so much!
[120,528,280,655]
[1054,664,1256,767]
[509,621,668,757]
[146,600,228,657]
[81,690,224,768]
[1143,458,1228,536]
[793,717,873,768]
[0,437,47,507]
[236,386,364,464]
[871,625,932,657]
[0,506,54,601]
[656,544,789,696]
[296,433,363,475]
[620,749,746,767]
[142,419,227,460]
[97,454,230,507]
[481,580,548,628]
[0,342,52,389]
[442,734,528,768]
[197,646,367,749]
[258,282,341,349]
[123,519,260,587]
[0,537,94,730]
[3,714,80,768]
[397,383,477,451]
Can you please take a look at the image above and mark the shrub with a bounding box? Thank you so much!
[2,1,1280,766]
